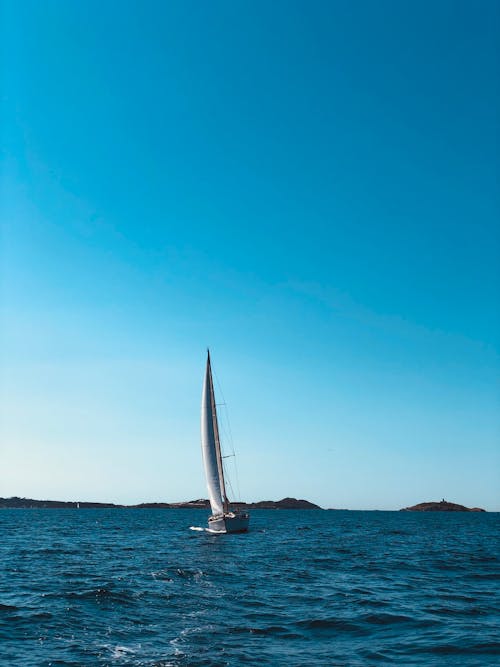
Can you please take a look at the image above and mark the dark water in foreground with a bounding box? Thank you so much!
[0,510,499,666]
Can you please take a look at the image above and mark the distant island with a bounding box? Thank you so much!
[0,496,321,510]
[401,499,485,512]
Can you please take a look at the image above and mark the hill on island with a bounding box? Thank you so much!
[401,500,485,512]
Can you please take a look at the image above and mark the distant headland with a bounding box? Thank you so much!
[0,496,321,510]
[400,499,485,512]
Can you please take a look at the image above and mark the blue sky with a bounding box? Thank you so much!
[2,0,499,509]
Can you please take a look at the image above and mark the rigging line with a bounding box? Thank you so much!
[220,403,241,502]
[222,408,236,460]
[221,457,236,505]
[212,366,242,502]
[212,369,235,454]
[221,416,241,503]
[224,423,242,503]
[232,450,242,503]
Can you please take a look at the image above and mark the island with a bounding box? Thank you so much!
[235,497,320,510]
[0,496,321,510]
[401,499,485,512]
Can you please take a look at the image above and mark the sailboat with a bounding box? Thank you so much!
[201,350,250,533]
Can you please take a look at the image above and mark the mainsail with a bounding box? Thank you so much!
[200,351,228,517]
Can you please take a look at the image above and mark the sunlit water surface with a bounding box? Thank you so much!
[0,509,499,666]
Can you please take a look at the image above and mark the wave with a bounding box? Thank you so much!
[466,572,500,580]
[173,568,205,579]
[361,612,413,625]
[296,617,368,634]
[151,570,174,582]
[64,588,133,604]
[229,625,301,638]
[415,641,500,655]
[110,644,135,659]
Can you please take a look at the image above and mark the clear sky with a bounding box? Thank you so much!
[2,0,499,510]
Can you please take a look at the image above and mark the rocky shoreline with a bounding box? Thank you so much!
[0,496,321,510]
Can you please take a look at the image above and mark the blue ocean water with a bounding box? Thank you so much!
[0,509,499,666]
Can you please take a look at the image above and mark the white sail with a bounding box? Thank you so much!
[200,353,225,516]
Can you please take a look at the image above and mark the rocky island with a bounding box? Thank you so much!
[0,496,321,510]
[401,499,485,512]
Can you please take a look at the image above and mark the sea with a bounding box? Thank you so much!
[0,509,499,666]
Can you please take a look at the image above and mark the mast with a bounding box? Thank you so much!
[207,350,229,513]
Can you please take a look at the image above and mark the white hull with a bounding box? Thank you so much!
[208,511,250,534]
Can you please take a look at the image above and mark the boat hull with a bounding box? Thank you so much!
[208,512,249,534]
